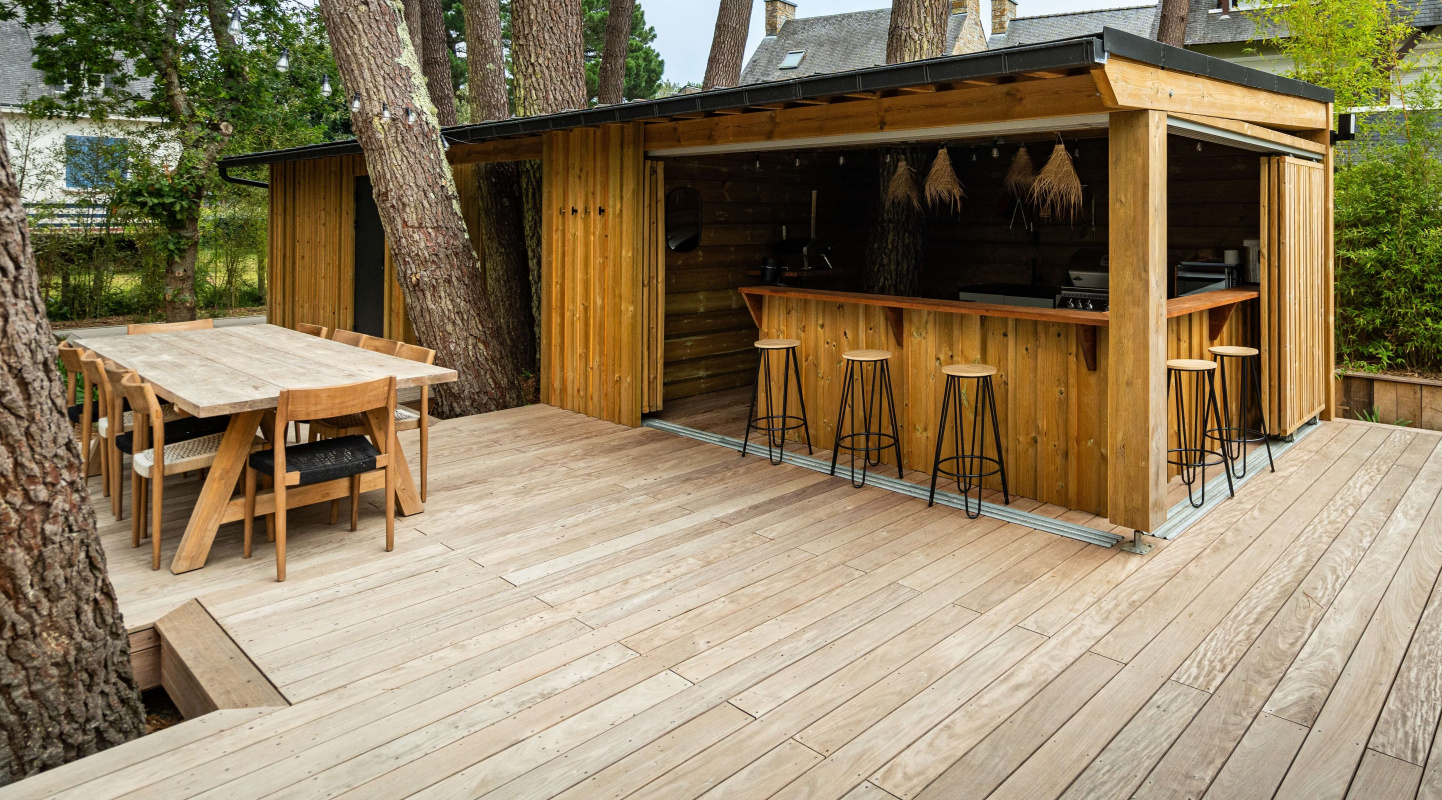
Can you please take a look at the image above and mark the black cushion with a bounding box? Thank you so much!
[114,414,233,456]
[67,403,100,424]
[248,435,380,487]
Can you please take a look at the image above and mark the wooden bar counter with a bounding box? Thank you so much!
[738,285,1260,517]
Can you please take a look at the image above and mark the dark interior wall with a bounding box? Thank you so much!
[923,133,1262,299]
[661,152,871,401]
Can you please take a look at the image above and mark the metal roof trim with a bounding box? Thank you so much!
[219,31,1328,169]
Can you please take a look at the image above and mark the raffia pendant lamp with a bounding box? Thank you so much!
[1003,146,1036,196]
[1031,139,1083,222]
[885,157,922,210]
[923,147,965,215]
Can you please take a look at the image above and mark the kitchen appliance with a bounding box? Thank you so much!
[1067,270,1109,290]
[760,257,786,285]
[1242,239,1261,284]
[1175,263,1232,297]
[1057,287,1109,312]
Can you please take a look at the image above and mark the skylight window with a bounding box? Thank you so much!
[779,50,805,69]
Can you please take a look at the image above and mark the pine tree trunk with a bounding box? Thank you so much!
[465,0,535,373]
[402,0,426,63]
[319,0,524,416]
[511,0,587,358]
[886,0,948,63]
[596,0,635,104]
[866,1,946,297]
[0,117,145,786]
[1155,0,1189,47]
[702,0,752,90]
[418,0,458,126]
[866,146,927,296]
[164,216,200,322]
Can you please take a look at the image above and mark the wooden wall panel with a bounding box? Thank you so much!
[642,160,665,412]
[1260,156,1328,435]
[540,124,648,427]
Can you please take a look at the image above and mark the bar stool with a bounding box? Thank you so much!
[742,339,812,465]
[830,349,903,488]
[1209,345,1274,478]
[929,363,1009,518]
[1168,358,1235,508]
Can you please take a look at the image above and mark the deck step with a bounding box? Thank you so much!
[154,599,288,718]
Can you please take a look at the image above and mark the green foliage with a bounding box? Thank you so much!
[1254,0,1442,373]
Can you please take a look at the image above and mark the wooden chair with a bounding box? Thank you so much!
[76,350,111,491]
[309,342,435,502]
[331,329,367,347]
[296,323,329,338]
[57,342,99,466]
[360,336,403,357]
[245,376,398,581]
[127,318,215,335]
[119,373,258,570]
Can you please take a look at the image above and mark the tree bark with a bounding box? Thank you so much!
[163,214,201,322]
[597,0,635,104]
[418,0,458,126]
[402,0,426,64]
[866,1,946,297]
[319,0,524,416]
[886,0,949,63]
[465,0,535,373]
[511,0,587,356]
[1155,0,1189,47]
[0,117,145,785]
[702,0,752,90]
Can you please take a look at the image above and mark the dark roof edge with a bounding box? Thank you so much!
[220,30,1329,169]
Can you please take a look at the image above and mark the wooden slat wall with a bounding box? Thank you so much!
[267,155,363,333]
[1260,156,1328,436]
[539,123,648,427]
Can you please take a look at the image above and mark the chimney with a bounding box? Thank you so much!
[949,0,972,15]
[992,0,1017,34]
[765,0,796,36]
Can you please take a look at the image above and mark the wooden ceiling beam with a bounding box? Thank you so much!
[1098,56,1330,130]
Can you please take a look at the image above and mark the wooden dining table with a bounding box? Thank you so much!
[71,324,458,574]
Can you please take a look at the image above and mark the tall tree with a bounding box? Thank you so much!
[318,0,524,415]
[464,0,534,372]
[582,0,663,102]
[702,0,751,90]
[511,0,587,351]
[596,0,635,104]
[1156,0,1189,47]
[404,0,427,58]
[419,0,459,125]
[9,0,326,323]
[867,0,946,295]
[0,117,145,784]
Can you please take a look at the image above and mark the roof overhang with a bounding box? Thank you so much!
[219,27,1333,170]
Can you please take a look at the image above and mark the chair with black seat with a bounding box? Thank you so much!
[244,376,398,582]
[57,342,99,468]
[118,372,260,569]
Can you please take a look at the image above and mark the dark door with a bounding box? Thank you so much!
[353,176,386,337]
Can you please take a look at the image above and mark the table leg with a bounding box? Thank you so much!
[170,410,264,574]
[390,433,422,517]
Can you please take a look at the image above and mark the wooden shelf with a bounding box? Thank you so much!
[739,285,1262,373]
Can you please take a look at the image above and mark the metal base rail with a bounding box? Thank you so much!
[1150,415,1320,541]
[643,418,1124,548]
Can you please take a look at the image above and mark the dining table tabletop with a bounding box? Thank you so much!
[71,324,457,573]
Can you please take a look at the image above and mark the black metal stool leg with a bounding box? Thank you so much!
[928,376,953,507]
[1207,370,1236,498]
[789,347,813,455]
[1252,356,1275,471]
[882,360,903,479]
[830,360,853,477]
[741,351,763,459]
[985,376,1009,506]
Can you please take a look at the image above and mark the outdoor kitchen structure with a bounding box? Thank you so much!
[224,28,1337,537]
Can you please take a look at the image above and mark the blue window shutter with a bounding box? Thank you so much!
[64,135,129,188]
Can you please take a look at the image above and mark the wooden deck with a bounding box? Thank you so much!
[9,404,1442,799]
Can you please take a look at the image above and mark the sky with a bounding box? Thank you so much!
[645,0,1144,87]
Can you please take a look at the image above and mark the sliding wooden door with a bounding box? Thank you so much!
[1260,155,1329,436]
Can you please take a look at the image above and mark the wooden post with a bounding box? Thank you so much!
[1107,110,1168,533]
[1320,105,1336,421]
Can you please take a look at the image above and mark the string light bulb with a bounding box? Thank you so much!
[755,154,761,170]
[971,150,977,162]
[1196,140,1203,151]
[381,101,391,121]
[838,154,845,166]
[320,74,332,98]
[350,92,361,113]
[991,145,1000,159]
[793,152,800,167]
[275,48,289,73]
[228,10,241,36]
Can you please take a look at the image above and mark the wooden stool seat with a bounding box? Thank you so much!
[755,338,801,350]
[942,363,997,378]
[1209,345,1259,358]
[1167,358,1217,372]
[842,349,892,362]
